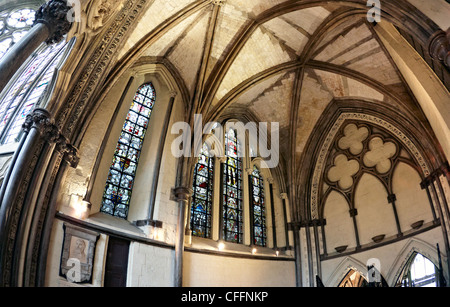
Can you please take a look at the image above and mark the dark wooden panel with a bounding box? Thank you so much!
[104,237,130,287]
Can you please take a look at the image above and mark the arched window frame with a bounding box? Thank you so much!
[249,165,267,247]
[0,4,73,146]
[100,82,156,219]
[189,120,282,252]
[397,252,438,287]
[191,143,215,239]
[221,127,244,244]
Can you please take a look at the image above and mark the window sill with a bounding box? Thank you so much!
[186,236,294,261]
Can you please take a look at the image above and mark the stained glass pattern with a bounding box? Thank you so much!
[191,144,214,238]
[101,83,156,219]
[222,129,243,244]
[0,8,35,60]
[251,166,266,247]
[0,40,67,143]
[0,6,71,144]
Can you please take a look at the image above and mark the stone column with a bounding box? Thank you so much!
[291,222,303,287]
[174,186,192,287]
[0,108,78,286]
[0,0,73,93]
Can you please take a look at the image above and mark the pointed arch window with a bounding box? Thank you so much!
[0,7,36,60]
[250,165,267,247]
[222,128,243,244]
[398,253,438,287]
[0,6,71,144]
[100,83,156,219]
[191,143,214,238]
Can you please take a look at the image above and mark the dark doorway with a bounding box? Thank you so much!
[104,237,130,287]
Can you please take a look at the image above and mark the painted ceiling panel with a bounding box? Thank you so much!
[210,3,249,65]
[214,26,293,103]
[118,0,198,59]
[227,0,290,16]
[142,9,203,57]
[314,21,403,86]
[295,69,334,158]
[233,71,286,107]
[262,17,309,56]
[247,72,294,129]
[167,10,211,94]
[281,6,332,36]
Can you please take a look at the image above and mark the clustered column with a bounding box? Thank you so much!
[0,0,73,93]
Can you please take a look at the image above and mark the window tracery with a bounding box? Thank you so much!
[191,143,214,238]
[0,5,70,144]
[250,165,267,247]
[222,128,243,244]
[101,83,156,219]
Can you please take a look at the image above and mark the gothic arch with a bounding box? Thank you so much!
[386,238,447,287]
[324,256,368,287]
[296,97,445,222]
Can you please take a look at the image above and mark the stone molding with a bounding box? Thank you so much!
[33,0,73,44]
[428,29,450,69]
[310,112,431,219]
[23,108,79,167]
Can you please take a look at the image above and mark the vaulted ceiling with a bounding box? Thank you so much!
[108,0,438,181]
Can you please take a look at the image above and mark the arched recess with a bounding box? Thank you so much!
[296,98,446,224]
[354,172,397,245]
[387,238,448,286]
[58,62,187,225]
[322,189,356,254]
[392,161,434,232]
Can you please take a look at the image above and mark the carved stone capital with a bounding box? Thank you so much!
[33,0,73,44]
[245,168,253,175]
[22,108,79,167]
[23,108,52,133]
[280,193,288,200]
[428,29,450,68]
[62,143,80,168]
[174,187,193,202]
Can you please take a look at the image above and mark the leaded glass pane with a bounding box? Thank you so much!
[222,128,243,244]
[251,165,267,247]
[0,8,35,61]
[191,144,214,239]
[100,83,156,219]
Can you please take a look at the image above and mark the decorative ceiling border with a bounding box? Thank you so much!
[310,112,431,219]
[55,0,148,139]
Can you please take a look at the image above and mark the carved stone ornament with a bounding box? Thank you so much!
[428,29,450,68]
[33,0,73,44]
[22,108,80,167]
[210,0,226,6]
[22,108,53,135]
[88,0,124,32]
[174,187,193,202]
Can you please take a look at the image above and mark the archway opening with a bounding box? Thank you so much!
[338,269,368,287]
[396,253,438,287]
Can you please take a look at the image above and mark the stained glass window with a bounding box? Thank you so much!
[191,143,214,238]
[0,40,68,143]
[250,166,266,247]
[222,128,243,244]
[0,5,70,145]
[100,83,156,219]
